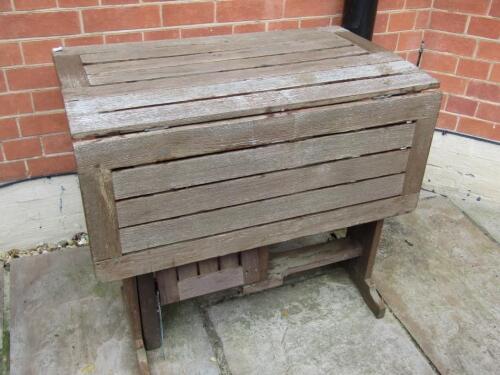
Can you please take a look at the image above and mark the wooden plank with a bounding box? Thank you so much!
[52,54,89,89]
[119,174,405,253]
[219,254,239,269]
[241,249,261,284]
[122,278,150,375]
[336,30,385,53]
[403,97,442,194]
[113,123,415,199]
[177,263,198,280]
[78,168,121,261]
[74,92,439,170]
[69,72,437,138]
[136,274,162,350]
[198,259,219,274]
[87,45,367,85]
[84,42,363,76]
[66,51,398,102]
[70,57,407,116]
[156,268,179,305]
[75,27,345,63]
[177,267,245,301]
[117,150,409,227]
[95,194,419,282]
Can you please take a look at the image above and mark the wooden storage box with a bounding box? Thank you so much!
[54,27,440,351]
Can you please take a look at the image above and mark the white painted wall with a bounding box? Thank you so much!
[0,131,498,254]
[0,174,86,253]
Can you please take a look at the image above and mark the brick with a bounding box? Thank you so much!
[415,10,430,29]
[0,12,80,39]
[102,0,138,4]
[300,18,331,29]
[476,40,500,61]
[58,0,98,7]
[456,59,490,80]
[22,39,62,65]
[0,43,23,68]
[268,20,299,31]
[436,111,458,130]
[445,95,478,116]
[372,33,398,51]
[420,51,457,73]
[388,11,417,32]
[491,0,500,17]
[0,119,19,141]
[0,72,5,92]
[0,93,32,117]
[405,0,432,8]
[285,0,342,17]
[0,161,27,182]
[429,11,467,33]
[331,15,342,26]
[434,0,490,15]
[374,13,388,33]
[406,50,419,65]
[490,64,500,83]
[378,0,404,11]
[181,26,232,39]
[163,1,214,26]
[144,29,180,41]
[3,137,42,160]
[41,133,73,154]
[429,72,468,95]
[27,154,76,177]
[14,0,56,10]
[467,81,500,102]
[19,113,69,136]
[64,35,104,47]
[82,6,161,33]
[457,117,499,141]
[218,0,282,22]
[233,23,267,33]
[105,33,142,44]
[32,88,65,111]
[424,31,476,56]
[7,66,59,91]
[468,17,500,40]
[397,30,423,51]
[476,102,500,123]
[0,0,12,11]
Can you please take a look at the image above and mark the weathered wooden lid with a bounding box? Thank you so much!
[53,27,438,140]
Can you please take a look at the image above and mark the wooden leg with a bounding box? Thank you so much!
[346,220,386,319]
[241,247,269,284]
[137,273,162,350]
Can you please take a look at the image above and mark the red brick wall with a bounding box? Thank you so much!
[0,0,498,183]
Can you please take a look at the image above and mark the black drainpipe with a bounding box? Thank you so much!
[342,0,379,41]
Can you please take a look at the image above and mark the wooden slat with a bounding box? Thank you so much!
[177,263,198,280]
[119,174,405,253]
[117,150,410,227]
[52,54,89,90]
[156,268,179,305]
[177,267,245,301]
[74,92,438,170]
[336,30,386,53]
[87,45,367,85]
[94,194,419,281]
[198,259,219,274]
[113,123,415,199]
[403,97,442,194]
[70,57,407,116]
[241,249,261,284]
[219,254,239,269]
[84,42,362,76]
[78,169,121,261]
[69,72,437,138]
[66,51,398,102]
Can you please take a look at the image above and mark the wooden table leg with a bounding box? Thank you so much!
[137,273,162,350]
[346,220,386,318]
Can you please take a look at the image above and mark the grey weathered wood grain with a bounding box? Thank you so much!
[113,123,415,199]
[198,259,219,274]
[177,263,198,280]
[70,58,410,116]
[220,254,239,269]
[336,30,386,53]
[69,72,437,138]
[117,150,409,227]
[94,194,419,281]
[156,268,179,305]
[119,174,404,253]
[52,54,88,90]
[74,93,437,170]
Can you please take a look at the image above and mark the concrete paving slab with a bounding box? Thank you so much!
[375,196,500,374]
[147,300,220,375]
[207,269,435,375]
[10,248,138,375]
